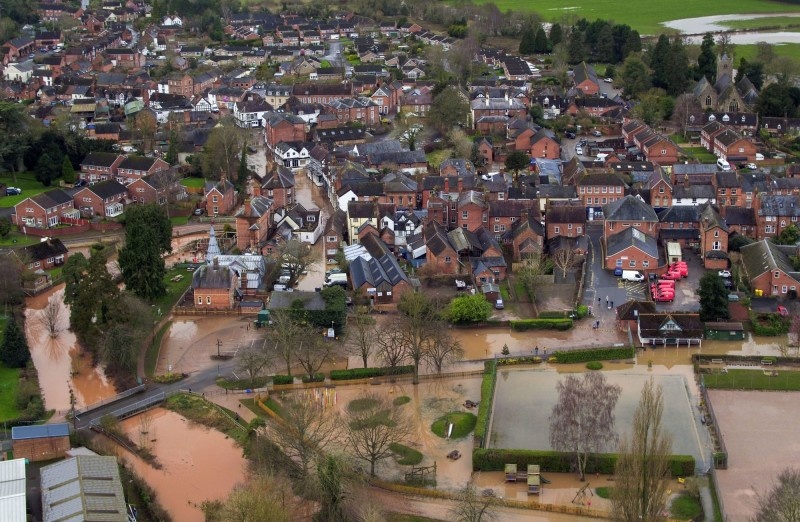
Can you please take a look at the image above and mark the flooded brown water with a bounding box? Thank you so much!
[116,408,247,521]
[24,286,116,412]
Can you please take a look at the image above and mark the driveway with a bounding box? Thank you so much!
[582,224,633,323]
[655,249,703,312]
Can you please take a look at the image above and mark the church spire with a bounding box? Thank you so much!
[206,226,220,264]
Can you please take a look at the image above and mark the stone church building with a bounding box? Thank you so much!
[693,53,759,113]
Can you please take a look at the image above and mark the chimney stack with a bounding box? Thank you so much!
[444,177,450,193]
[457,177,463,193]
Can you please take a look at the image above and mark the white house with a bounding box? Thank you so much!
[162,15,183,26]
[4,61,34,82]
[233,94,270,128]
[273,142,311,171]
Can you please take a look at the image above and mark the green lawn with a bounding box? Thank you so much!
[390,442,424,465]
[704,369,800,391]
[180,177,205,189]
[0,365,21,422]
[170,215,189,226]
[721,16,800,30]
[149,266,194,320]
[468,0,800,35]
[431,411,477,439]
[734,42,800,62]
[671,493,703,520]
[0,232,40,247]
[0,172,52,208]
[683,147,717,163]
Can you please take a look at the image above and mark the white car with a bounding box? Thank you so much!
[575,146,583,156]
[718,270,732,278]
[604,77,613,83]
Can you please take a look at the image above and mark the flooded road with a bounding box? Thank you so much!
[24,286,116,412]
[116,408,247,522]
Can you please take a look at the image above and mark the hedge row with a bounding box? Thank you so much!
[551,347,635,364]
[301,373,325,383]
[472,449,695,478]
[474,360,498,446]
[498,356,543,366]
[330,365,414,381]
[510,318,573,331]
[272,375,294,385]
[538,311,570,318]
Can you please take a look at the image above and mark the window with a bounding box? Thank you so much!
[602,198,607,204]
[462,224,467,229]
[720,189,727,195]
[197,296,202,304]
[602,187,607,194]
[661,149,667,155]
[212,195,218,203]
[731,189,737,195]
[328,236,336,242]
[642,260,650,268]
[444,256,451,263]
[713,241,721,250]
[500,225,505,232]
[783,285,788,294]
[498,192,504,200]
[483,214,487,222]
[659,186,664,193]
[629,259,636,267]
[554,226,560,234]
[568,224,573,230]
[494,225,500,232]
[450,202,456,210]
[213,206,219,214]
[616,187,622,194]
[206,296,211,304]
[775,271,781,279]
[580,187,585,194]
[577,226,582,234]
[714,230,719,238]
[462,211,468,220]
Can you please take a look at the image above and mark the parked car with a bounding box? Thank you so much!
[727,294,740,301]
[778,305,789,316]
[5,187,21,195]
[495,298,504,310]
[716,158,732,171]
[575,145,583,156]
[565,131,576,139]
[718,270,732,278]
[614,267,623,277]
[621,270,645,282]
[604,77,613,83]
[194,208,204,215]
[591,130,602,137]
[745,163,757,170]
[662,270,682,280]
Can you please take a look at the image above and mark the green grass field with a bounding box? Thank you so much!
[0,232,40,248]
[683,147,717,163]
[0,172,52,208]
[469,0,800,35]
[180,177,205,189]
[734,42,800,62]
[704,369,800,391]
[721,15,800,30]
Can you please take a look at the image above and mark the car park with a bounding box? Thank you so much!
[718,270,732,278]
[669,263,688,278]
[662,270,682,280]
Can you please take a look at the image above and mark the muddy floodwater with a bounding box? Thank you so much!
[117,408,247,521]
[662,13,800,44]
[24,286,116,412]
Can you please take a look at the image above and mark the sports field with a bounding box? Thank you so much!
[470,0,800,35]
[489,370,710,467]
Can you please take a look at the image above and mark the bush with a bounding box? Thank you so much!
[538,311,569,318]
[390,442,424,465]
[431,412,477,439]
[576,305,590,319]
[348,397,380,412]
[750,312,790,336]
[586,361,603,370]
[301,373,324,383]
[510,318,573,331]
[446,294,493,324]
[474,360,497,445]
[393,396,411,406]
[272,375,294,385]
[472,449,695,478]
[551,347,635,364]
[498,356,542,366]
[329,365,413,381]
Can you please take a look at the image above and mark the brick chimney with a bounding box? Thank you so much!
[457,177,463,193]
[444,177,450,193]
[244,197,252,216]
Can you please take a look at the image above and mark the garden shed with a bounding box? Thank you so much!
[704,322,745,341]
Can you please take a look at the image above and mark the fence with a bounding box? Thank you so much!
[88,392,166,427]
[74,384,147,417]
[709,468,729,522]
[19,220,123,238]
[699,376,728,470]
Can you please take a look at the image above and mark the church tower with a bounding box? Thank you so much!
[717,53,733,82]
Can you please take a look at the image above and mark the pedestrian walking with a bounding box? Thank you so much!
[611,300,614,308]
[605,295,609,305]
[598,297,601,304]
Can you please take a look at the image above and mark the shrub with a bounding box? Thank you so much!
[576,305,590,319]
[510,318,573,331]
[474,360,497,445]
[390,442,424,465]
[152,372,186,384]
[272,375,294,385]
[750,312,791,336]
[348,397,380,412]
[446,294,493,323]
[586,361,603,370]
[671,493,702,519]
[393,396,411,406]
[301,373,325,383]
[498,356,542,366]
[329,365,413,380]
[595,486,613,499]
[472,449,695,478]
[431,412,477,439]
[551,347,635,364]
[538,311,568,318]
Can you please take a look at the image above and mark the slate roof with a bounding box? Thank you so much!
[81,151,121,167]
[578,173,627,186]
[714,171,740,188]
[573,61,598,86]
[263,166,294,189]
[673,184,716,200]
[638,313,704,339]
[616,300,656,321]
[658,205,700,224]
[86,179,126,199]
[268,290,326,310]
[603,195,658,222]
[118,156,158,171]
[606,227,659,258]
[546,204,586,224]
[725,207,756,226]
[700,204,729,233]
[369,150,427,165]
[349,234,408,288]
[740,239,799,279]
[672,163,718,176]
[757,195,800,217]
[191,264,234,289]
[30,189,73,209]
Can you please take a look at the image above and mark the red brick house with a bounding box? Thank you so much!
[603,195,660,242]
[528,129,560,159]
[262,166,295,208]
[648,168,673,210]
[711,129,758,162]
[572,62,600,95]
[639,133,680,166]
[605,226,660,271]
[74,180,127,218]
[327,97,380,126]
[457,191,488,232]
[291,82,353,104]
[622,120,648,143]
[488,200,536,241]
[546,202,587,240]
[191,261,237,309]
[80,152,124,183]
[424,221,460,274]
[115,156,169,185]
[507,213,545,260]
[754,194,800,240]
[264,112,306,150]
[235,195,273,252]
[740,240,800,297]
[106,48,143,69]
[714,171,745,209]
[204,179,237,216]
[699,204,730,270]
[577,173,627,210]
[13,238,68,270]
[14,189,76,229]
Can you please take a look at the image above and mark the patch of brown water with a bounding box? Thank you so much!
[116,408,247,522]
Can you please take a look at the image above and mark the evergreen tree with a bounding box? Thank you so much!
[61,156,76,184]
[567,30,585,64]
[534,27,549,54]
[34,153,60,187]
[697,33,717,82]
[237,144,249,189]
[164,131,178,165]
[549,23,563,47]
[649,35,671,91]
[595,24,615,63]
[612,24,635,63]
[736,58,765,90]
[0,317,30,368]
[666,38,690,96]
[620,54,652,97]
[519,25,535,55]
[697,272,730,322]
[118,204,172,301]
[623,29,642,59]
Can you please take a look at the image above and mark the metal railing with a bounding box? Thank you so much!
[88,392,166,427]
[74,384,147,417]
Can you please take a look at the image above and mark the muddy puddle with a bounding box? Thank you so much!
[157,317,258,374]
[24,286,116,412]
[115,408,247,521]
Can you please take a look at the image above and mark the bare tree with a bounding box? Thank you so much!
[425,328,464,374]
[753,468,800,522]
[207,473,304,522]
[612,378,673,522]
[516,252,553,301]
[549,372,622,481]
[551,246,576,279]
[236,341,270,386]
[264,310,304,376]
[38,294,66,338]
[294,332,332,381]
[376,322,409,370]
[671,93,700,138]
[137,410,155,451]
[264,395,340,476]
[343,393,412,477]
[275,239,317,287]
[346,310,377,368]
[397,291,441,384]
[449,484,497,522]
[202,117,246,181]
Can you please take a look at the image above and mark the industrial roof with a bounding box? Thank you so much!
[0,459,26,522]
[12,423,69,440]
[41,455,127,522]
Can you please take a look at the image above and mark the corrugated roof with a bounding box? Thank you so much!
[12,423,69,440]
[0,459,26,522]
[41,456,127,522]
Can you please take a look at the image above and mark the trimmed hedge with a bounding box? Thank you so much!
[272,375,294,385]
[498,356,542,366]
[551,347,635,364]
[510,318,573,331]
[472,449,695,478]
[330,365,414,381]
[538,311,569,318]
[301,373,325,383]
[474,360,497,446]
